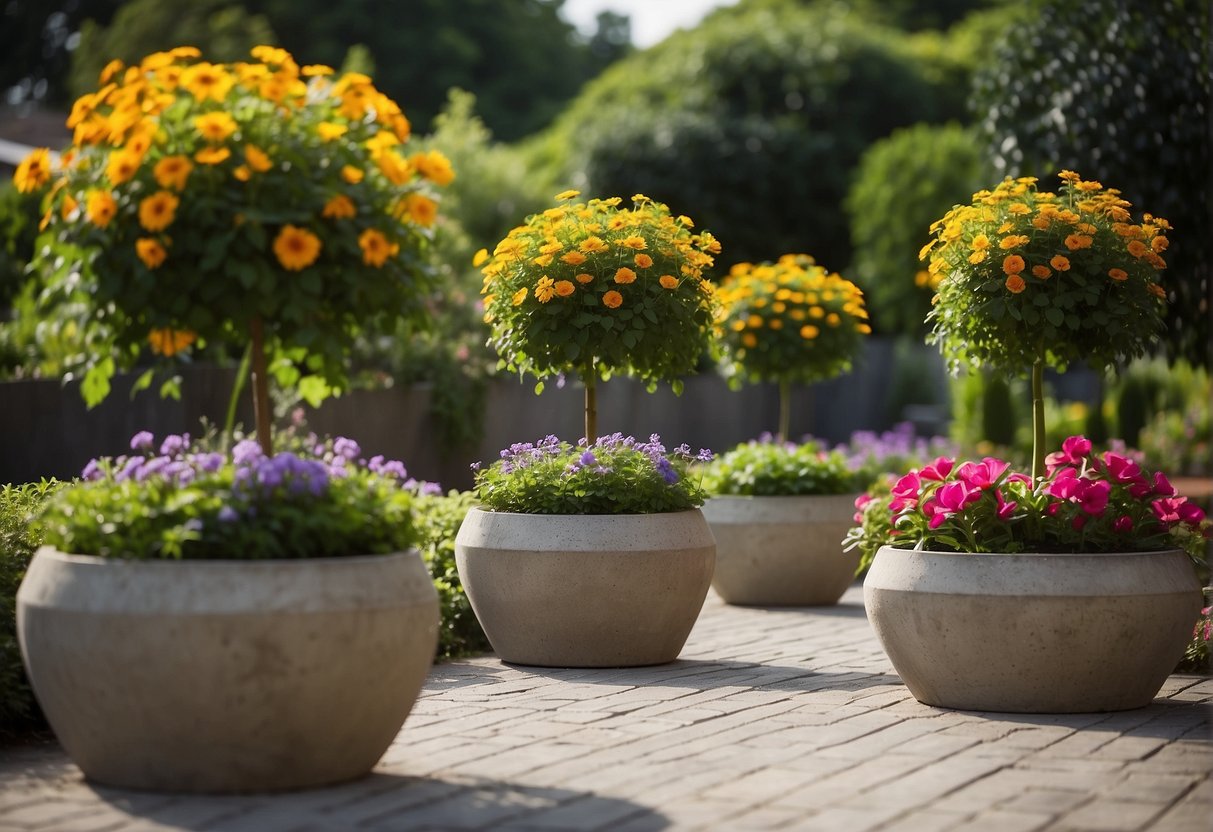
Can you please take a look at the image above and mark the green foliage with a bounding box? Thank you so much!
[473,435,709,515]
[848,478,892,575]
[1135,362,1211,477]
[0,1,122,107]
[846,123,990,336]
[0,480,62,736]
[972,0,1211,366]
[413,490,489,660]
[1176,601,1211,674]
[981,374,1017,448]
[0,183,41,312]
[703,439,861,497]
[925,174,1167,377]
[67,0,276,101]
[27,46,445,410]
[537,0,948,271]
[35,434,419,559]
[480,194,720,389]
[716,254,870,387]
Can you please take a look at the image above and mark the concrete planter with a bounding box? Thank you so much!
[17,547,439,793]
[702,494,861,606]
[864,546,1202,713]
[454,507,715,667]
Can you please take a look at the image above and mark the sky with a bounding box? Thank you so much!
[561,0,742,48]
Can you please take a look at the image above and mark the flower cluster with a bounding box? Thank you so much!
[716,253,870,386]
[472,433,712,515]
[702,436,862,497]
[15,45,450,406]
[478,192,720,390]
[37,431,432,559]
[845,435,1211,561]
[923,172,1168,375]
[833,422,958,484]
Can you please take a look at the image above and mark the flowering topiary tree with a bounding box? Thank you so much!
[921,172,1168,479]
[715,254,870,441]
[14,45,452,454]
[478,191,720,442]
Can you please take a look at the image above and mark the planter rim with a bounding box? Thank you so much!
[875,544,1186,558]
[706,492,862,501]
[34,544,418,568]
[466,506,705,519]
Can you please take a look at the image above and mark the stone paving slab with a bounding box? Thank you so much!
[1,585,1210,831]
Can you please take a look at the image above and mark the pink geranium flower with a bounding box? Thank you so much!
[1045,435,1093,473]
[994,489,1017,520]
[956,457,1009,490]
[890,471,921,512]
[1112,515,1133,534]
[919,457,954,482]
[1102,452,1144,485]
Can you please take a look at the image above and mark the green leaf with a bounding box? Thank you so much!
[297,375,331,408]
[534,380,545,395]
[130,368,155,399]
[81,358,115,408]
[159,376,182,401]
[1045,306,1064,326]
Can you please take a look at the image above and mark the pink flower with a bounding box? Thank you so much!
[956,458,1009,490]
[919,457,954,481]
[995,489,1017,520]
[1045,435,1093,473]
[1072,514,1087,531]
[1112,515,1134,534]
[890,471,921,512]
[1151,496,1203,526]
[853,493,873,524]
[1077,479,1111,516]
[1044,467,1081,500]
[1102,452,1144,485]
[1152,472,1176,497]
[922,481,981,529]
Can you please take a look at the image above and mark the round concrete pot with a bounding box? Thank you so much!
[702,494,861,606]
[864,546,1202,713]
[454,507,715,667]
[17,546,439,793]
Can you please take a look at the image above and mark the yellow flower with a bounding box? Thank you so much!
[1151,236,1169,253]
[1032,265,1052,279]
[86,191,118,227]
[512,287,528,306]
[742,332,758,348]
[136,238,168,269]
[472,248,489,267]
[614,267,637,284]
[244,144,272,173]
[575,272,594,284]
[233,165,251,182]
[13,148,52,193]
[411,150,455,186]
[302,64,335,77]
[377,150,413,185]
[99,59,124,85]
[341,165,364,184]
[1050,254,1071,271]
[404,193,437,227]
[194,146,231,165]
[799,325,819,339]
[106,149,142,185]
[1004,274,1026,294]
[968,250,988,265]
[554,189,580,200]
[999,234,1029,250]
[147,328,196,356]
[180,62,234,102]
[603,290,623,309]
[322,194,357,219]
[1002,254,1025,275]
[579,236,608,253]
[634,253,653,269]
[1108,268,1128,281]
[826,312,841,326]
[273,225,322,271]
[619,235,647,250]
[560,250,587,266]
[194,111,237,143]
[153,156,193,190]
[318,122,349,142]
[659,275,678,289]
[359,228,395,267]
[138,191,179,232]
[554,280,575,297]
[535,276,556,303]
[970,234,991,251]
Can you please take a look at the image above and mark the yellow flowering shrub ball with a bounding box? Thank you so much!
[716,253,870,387]
[15,45,452,409]
[923,172,1168,376]
[479,192,720,394]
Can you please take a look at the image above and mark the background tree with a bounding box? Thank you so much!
[0,0,120,106]
[972,0,1211,366]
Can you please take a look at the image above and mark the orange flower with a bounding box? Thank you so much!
[999,235,1029,250]
[1064,234,1093,250]
[341,165,364,184]
[135,238,167,269]
[194,146,231,165]
[359,228,395,267]
[579,236,608,253]
[575,272,594,284]
[1002,255,1025,275]
[153,155,193,190]
[554,280,575,297]
[13,148,52,193]
[322,195,356,219]
[1108,268,1128,281]
[1031,265,1052,279]
[147,328,196,356]
[138,191,179,232]
[560,250,587,266]
[659,275,678,289]
[1127,240,1148,258]
[799,325,819,339]
[634,253,653,269]
[106,149,142,185]
[244,144,272,173]
[1147,283,1166,299]
[273,224,322,271]
[194,111,237,143]
[619,235,646,250]
[1050,255,1071,271]
[614,267,636,284]
[403,193,437,227]
[86,190,117,227]
[603,290,623,309]
[1004,274,1026,294]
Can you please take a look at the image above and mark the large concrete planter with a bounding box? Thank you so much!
[454,507,715,667]
[702,494,861,606]
[864,546,1202,713]
[17,547,439,793]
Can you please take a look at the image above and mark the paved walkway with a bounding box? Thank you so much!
[2,586,1210,832]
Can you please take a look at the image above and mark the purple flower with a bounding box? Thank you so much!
[159,433,190,458]
[579,450,597,468]
[217,506,239,523]
[81,459,103,481]
[194,452,224,473]
[333,437,361,460]
[114,456,146,482]
[130,431,155,452]
[232,439,263,466]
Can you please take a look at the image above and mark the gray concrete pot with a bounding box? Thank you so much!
[17,547,439,793]
[702,494,861,606]
[454,507,715,667]
[864,546,1202,713]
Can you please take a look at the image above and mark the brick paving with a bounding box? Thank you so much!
[1,585,1210,831]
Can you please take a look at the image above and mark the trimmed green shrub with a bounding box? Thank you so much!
[972,0,1211,366]
[413,491,489,660]
[845,122,989,335]
[1,481,62,738]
